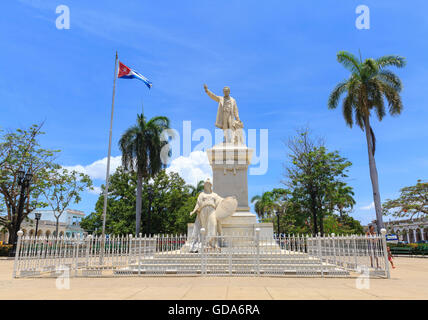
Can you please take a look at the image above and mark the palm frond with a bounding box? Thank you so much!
[328,80,348,109]
[376,70,403,92]
[381,83,403,115]
[342,93,354,127]
[368,80,386,121]
[376,55,406,69]
[337,51,361,74]
[354,106,365,131]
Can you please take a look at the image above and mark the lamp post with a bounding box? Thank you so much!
[10,169,33,256]
[34,212,42,238]
[147,186,154,236]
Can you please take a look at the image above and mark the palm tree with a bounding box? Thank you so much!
[334,182,356,219]
[119,112,171,235]
[328,51,406,231]
[188,180,205,197]
[251,189,290,233]
[251,193,274,219]
[251,194,264,218]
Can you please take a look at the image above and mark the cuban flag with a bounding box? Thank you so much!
[118,61,152,89]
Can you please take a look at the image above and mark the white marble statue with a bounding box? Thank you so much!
[189,179,222,250]
[204,84,243,144]
[189,179,238,251]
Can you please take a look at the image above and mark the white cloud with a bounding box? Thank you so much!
[166,151,212,187]
[65,151,212,194]
[64,156,122,180]
[360,202,375,211]
[87,186,102,195]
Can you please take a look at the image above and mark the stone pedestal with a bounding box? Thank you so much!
[205,142,273,237]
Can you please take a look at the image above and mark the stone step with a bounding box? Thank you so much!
[114,267,349,276]
[136,252,311,258]
[128,260,321,266]
[125,261,342,269]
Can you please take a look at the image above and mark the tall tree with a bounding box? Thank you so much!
[0,124,60,244]
[119,113,171,235]
[251,189,291,233]
[328,182,356,219]
[251,194,264,218]
[81,168,195,235]
[40,167,93,237]
[283,129,354,235]
[383,180,428,220]
[328,51,406,231]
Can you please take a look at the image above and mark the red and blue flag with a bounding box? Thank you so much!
[118,61,152,89]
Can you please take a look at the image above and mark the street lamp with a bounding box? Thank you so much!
[34,212,42,238]
[10,169,33,256]
[147,186,154,235]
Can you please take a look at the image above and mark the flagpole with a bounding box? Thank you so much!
[100,51,118,264]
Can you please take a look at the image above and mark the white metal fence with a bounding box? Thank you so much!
[12,229,390,279]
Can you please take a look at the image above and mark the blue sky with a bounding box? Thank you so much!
[1,0,427,225]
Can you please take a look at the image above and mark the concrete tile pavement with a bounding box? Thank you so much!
[0,257,427,300]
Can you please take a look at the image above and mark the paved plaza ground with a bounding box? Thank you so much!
[0,257,427,300]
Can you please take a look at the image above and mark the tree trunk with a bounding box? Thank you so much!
[363,115,384,232]
[147,196,152,236]
[135,173,143,235]
[338,205,343,220]
[8,226,16,245]
[319,214,324,235]
[277,212,280,234]
[310,191,318,235]
[55,217,59,238]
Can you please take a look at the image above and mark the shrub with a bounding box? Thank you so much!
[0,244,13,257]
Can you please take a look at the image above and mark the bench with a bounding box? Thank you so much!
[390,247,413,255]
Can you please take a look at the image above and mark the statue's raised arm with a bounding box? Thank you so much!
[204,84,220,102]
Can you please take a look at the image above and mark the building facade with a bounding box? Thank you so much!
[0,209,86,243]
[384,217,427,243]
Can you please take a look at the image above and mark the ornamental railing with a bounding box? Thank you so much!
[12,229,389,278]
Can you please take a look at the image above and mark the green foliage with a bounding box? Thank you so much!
[81,168,196,235]
[383,180,428,220]
[0,124,60,242]
[40,166,93,234]
[283,129,355,234]
[328,52,406,129]
[0,244,13,256]
[328,51,407,231]
[118,112,173,235]
[252,130,360,235]
[387,242,428,256]
[119,114,171,179]
[323,214,364,235]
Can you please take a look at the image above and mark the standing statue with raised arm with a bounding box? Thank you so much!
[204,84,243,144]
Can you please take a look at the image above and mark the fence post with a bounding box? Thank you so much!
[317,232,323,277]
[12,230,24,278]
[127,234,133,266]
[85,235,92,269]
[380,229,390,279]
[200,228,206,275]
[72,235,77,277]
[138,233,142,276]
[331,233,337,267]
[255,228,260,276]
